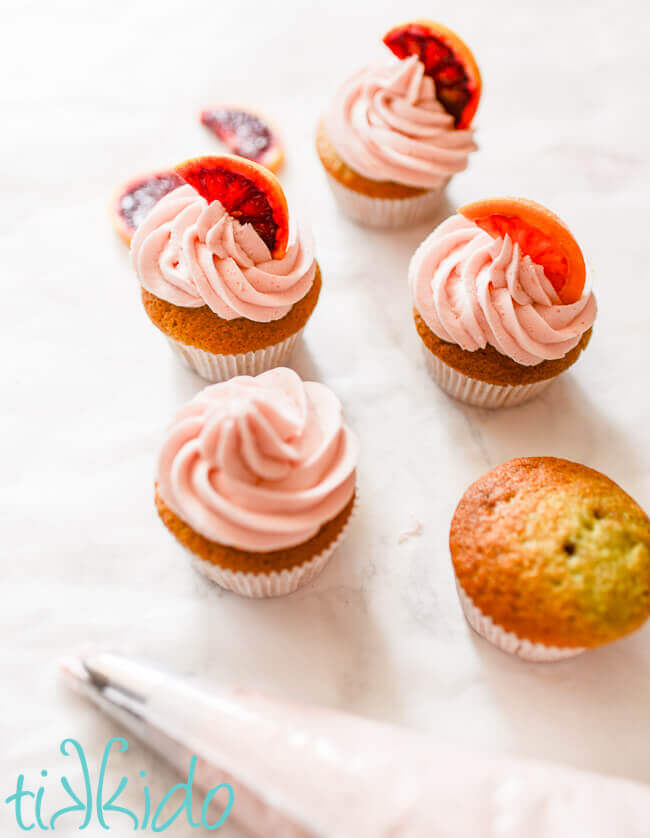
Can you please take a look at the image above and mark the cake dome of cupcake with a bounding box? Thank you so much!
[410,197,597,407]
[450,457,650,661]
[317,20,481,228]
[155,367,359,597]
[131,155,320,382]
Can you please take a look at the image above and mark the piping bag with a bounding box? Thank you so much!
[60,650,650,837]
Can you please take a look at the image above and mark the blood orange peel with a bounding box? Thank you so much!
[459,197,586,305]
[383,20,481,129]
[201,105,284,173]
[174,155,289,259]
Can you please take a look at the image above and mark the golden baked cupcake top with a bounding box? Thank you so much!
[450,457,650,649]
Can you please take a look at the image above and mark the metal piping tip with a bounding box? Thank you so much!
[59,649,166,702]
[58,650,171,734]
[59,652,93,688]
[58,651,211,797]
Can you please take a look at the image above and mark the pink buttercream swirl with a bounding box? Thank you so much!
[410,214,597,366]
[157,368,359,552]
[131,184,316,322]
[326,55,477,189]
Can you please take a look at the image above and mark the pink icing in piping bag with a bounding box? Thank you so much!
[60,651,650,837]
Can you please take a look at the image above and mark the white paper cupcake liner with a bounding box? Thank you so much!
[166,330,302,383]
[455,580,585,662]
[422,345,555,408]
[324,173,446,229]
[190,492,359,598]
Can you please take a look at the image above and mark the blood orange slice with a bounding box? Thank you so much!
[111,170,183,244]
[174,155,289,258]
[459,197,586,304]
[201,105,284,173]
[383,20,481,129]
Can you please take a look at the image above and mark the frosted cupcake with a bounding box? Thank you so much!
[317,20,480,228]
[155,368,359,597]
[451,458,650,661]
[410,197,597,408]
[131,155,319,382]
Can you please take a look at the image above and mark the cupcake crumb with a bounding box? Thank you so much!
[398,518,423,544]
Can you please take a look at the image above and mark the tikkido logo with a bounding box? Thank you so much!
[5,738,234,831]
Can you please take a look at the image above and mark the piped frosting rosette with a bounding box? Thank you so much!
[319,20,481,227]
[131,184,316,322]
[410,214,596,366]
[326,56,477,190]
[409,213,597,407]
[157,368,358,557]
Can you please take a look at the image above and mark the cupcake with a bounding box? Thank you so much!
[410,197,597,408]
[450,457,650,661]
[317,20,480,228]
[131,155,320,382]
[155,367,359,597]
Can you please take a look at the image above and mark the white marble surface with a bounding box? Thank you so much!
[2,0,649,834]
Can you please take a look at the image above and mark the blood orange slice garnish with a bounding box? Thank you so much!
[459,197,586,304]
[174,154,289,258]
[111,170,183,244]
[201,105,284,173]
[383,20,481,129]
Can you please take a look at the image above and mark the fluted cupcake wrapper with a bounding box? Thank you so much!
[455,579,585,662]
[166,330,302,383]
[190,492,359,598]
[422,345,555,408]
[324,173,447,229]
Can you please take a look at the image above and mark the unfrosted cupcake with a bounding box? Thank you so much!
[131,155,319,382]
[155,368,359,597]
[317,20,480,228]
[451,457,650,661]
[410,197,597,408]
